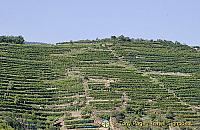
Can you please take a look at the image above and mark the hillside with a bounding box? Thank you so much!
[0,37,200,130]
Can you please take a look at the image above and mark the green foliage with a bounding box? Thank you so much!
[3,116,25,130]
[98,113,110,120]
[0,119,14,130]
[81,106,92,115]
[0,36,199,129]
[0,35,24,44]
[111,36,117,40]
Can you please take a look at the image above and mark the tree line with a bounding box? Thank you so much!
[0,36,25,44]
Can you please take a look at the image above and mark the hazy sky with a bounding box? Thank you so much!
[0,0,200,46]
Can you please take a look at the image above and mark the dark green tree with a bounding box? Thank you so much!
[0,35,25,44]
[111,36,117,40]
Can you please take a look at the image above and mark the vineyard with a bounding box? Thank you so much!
[0,38,200,130]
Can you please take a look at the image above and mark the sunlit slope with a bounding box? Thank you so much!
[0,40,199,130]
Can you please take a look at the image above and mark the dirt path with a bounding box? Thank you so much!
[122,92,128,107]
[145,71,191,77]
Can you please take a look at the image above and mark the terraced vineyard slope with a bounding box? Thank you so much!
[0,37,200,130]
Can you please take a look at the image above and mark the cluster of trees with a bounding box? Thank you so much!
[104,35,186,46]
[56,35,189,48]
[111,35,131,42]
[0,36,24,44]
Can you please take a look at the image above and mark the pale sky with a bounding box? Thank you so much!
[0,0,200,46]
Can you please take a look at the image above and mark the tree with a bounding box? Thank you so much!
[111,36,117,40]
[117,35,131,42]
[118,35,125,41]
[0,35,25,44]
[175,41,181,45]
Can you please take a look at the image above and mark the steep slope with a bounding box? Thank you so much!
[0,39,200,130]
